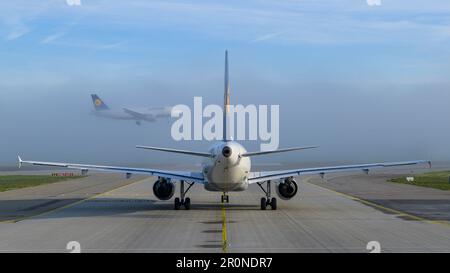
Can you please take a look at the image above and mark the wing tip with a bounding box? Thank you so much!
[136,145,148,149]
[18,155,23,168]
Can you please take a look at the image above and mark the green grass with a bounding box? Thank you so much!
[0,175,84,192]
[389,171,450,190]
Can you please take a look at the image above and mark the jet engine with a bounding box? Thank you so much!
[276,178,298,200]
[153,177,175,200]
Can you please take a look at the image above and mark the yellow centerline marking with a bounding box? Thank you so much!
[221,203,228,253]
[304,176,450,228]
[0,178,147,224]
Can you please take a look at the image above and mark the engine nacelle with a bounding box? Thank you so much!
[153,177,175,200]
[276,178,298,200]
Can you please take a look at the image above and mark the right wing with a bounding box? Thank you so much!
[248,160,431,184]
[18,156,205,183]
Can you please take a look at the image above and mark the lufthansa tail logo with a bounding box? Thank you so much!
[95,99,102,106]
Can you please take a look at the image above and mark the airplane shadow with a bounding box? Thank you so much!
[0,197,260,222]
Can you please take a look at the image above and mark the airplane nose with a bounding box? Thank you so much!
[222,146,232,157]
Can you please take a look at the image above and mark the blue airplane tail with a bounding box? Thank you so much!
[91,94,109,110]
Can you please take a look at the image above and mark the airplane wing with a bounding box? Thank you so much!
[248,160,430,184]
[18,156,205,183]
[123,108,155,121]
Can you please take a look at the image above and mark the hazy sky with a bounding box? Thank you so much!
[0,0,449,166]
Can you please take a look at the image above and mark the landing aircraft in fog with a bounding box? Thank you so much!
[19,51,430,210]
[91,94,176,125]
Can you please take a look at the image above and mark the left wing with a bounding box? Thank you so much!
[18,156,205,183]
[248,160,431,184]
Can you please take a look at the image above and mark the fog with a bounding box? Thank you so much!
[1,72,449,167]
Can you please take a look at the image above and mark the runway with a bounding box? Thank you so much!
[0,172,449,253]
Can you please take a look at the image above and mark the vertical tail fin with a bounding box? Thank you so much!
[91,94,109,110]
[223,50,231,141]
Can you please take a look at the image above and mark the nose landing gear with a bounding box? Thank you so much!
[221,193,229,203]
[257,180,277,210]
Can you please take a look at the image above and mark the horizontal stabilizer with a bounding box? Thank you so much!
[136,145,213,157]
[241,146,318,157]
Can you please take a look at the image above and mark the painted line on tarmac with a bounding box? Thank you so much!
[304,176,450,228]
[221,203,228,253]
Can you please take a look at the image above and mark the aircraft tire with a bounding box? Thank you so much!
[271,197,277,210]
[174,197,181,210]
[261,197,267,210]
[184,197,191,210]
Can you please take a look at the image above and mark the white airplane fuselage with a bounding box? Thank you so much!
[202,141,251,192]
[92,109,139,120]
[92,107,173,121]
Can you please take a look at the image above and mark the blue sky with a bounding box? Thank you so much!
[0,0,450,165]
[1,0,450,86]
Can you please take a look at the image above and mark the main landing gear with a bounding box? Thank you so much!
[174,180,194,210]
[256,180,277,210]
[221,193,229,203]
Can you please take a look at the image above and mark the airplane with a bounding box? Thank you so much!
[91,94,176,125]
[19,51,430,210]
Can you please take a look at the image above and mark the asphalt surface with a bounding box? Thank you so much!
[307,166,450,221]
[0,170,449,253]
[0,173,143,222]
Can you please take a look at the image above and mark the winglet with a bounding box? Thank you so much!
[18,155,23,168]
